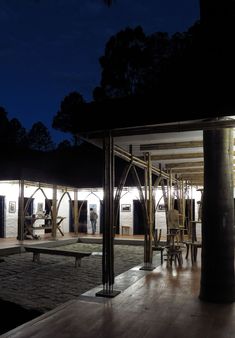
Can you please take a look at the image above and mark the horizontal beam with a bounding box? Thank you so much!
[140,140,203,150]
[166,160,235,169]
[165,161,204,169]
[178,175,204,182]
[171,168,204,173]
[140,139,235,151]
[87,117,235,138]
[152,151,235,161]
[151,153,204,160]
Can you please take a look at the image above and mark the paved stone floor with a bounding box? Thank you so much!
[0,243,159,314]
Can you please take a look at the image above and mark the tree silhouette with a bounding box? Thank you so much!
[93,22,201,102]
[93,26,149,100]
[52,91,86,145]
[8,118,28,147]
[28,122,54,151]
[56,139,72,150]
[0,106,10,144]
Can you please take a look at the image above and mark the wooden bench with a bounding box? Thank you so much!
[24,246,91,268]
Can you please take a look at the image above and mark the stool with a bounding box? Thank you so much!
[166,247,183,266]
[184,241,202,264]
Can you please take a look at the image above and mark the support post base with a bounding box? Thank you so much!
[139,264,156,271]
[96,290,121,298]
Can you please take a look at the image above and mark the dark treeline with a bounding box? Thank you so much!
[1,20,202,151]
[52,22,202,136]
[0,106,55,152]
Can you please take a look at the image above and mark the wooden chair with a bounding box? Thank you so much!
[183,220,202,264]
[166,246,183,266]
[166,228,183,266]
[152,229,165,264]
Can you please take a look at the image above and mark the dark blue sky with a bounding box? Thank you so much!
[0,0,199,143]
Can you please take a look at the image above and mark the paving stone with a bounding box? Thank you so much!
[0,243,160,314]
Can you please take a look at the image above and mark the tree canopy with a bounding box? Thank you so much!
[0,107,57,152]
[52,21,203,136]
[93,22,201,101]
[27,122,54,152]
[94,26,149,99]
[52,91,86,145]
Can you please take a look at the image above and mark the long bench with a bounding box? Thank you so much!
[24,246,91,268]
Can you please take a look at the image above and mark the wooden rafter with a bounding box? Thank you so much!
[140,139,235,151]
[165,161,204,169]
[140,140,203,150]
[87,118,235,138]
[114,145,177,182]
[171,168,204,174]
[150,153,204,160]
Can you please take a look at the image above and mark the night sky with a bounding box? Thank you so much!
[0,0,199,142]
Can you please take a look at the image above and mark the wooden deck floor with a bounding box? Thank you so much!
[2,248,235,338]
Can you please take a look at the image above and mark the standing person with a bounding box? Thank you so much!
[90,208,98,235]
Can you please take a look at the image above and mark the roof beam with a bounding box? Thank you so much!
[165,161,204,169]
[114,145,176,182]
[140,139,235,151]
[151,153,204,160]
[152,151,235,161]
[87,117,235,138]
[179,174,204,181]
[171,168,204,174]
[140,140,203,150]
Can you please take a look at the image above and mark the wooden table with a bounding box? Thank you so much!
[121,226,130,235]
[24,215,65,238]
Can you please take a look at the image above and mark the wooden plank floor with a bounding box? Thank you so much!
[3,248,235,338]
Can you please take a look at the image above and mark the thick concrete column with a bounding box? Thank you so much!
[200,128,235,302]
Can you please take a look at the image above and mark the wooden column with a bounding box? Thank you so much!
[182,180,185,230]
[141,152,154,270]
[17,179,24,241]
[51,185,57,240]
[96,134,120,297]
[74,189,78,234]
[169,169,173,209]
[199,128,235,302]
[167,174,170,212]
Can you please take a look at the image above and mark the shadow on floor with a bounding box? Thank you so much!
[0,299,42,335]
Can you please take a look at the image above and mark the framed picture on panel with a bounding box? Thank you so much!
[121,204,131,212]
[9,201,16,213]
